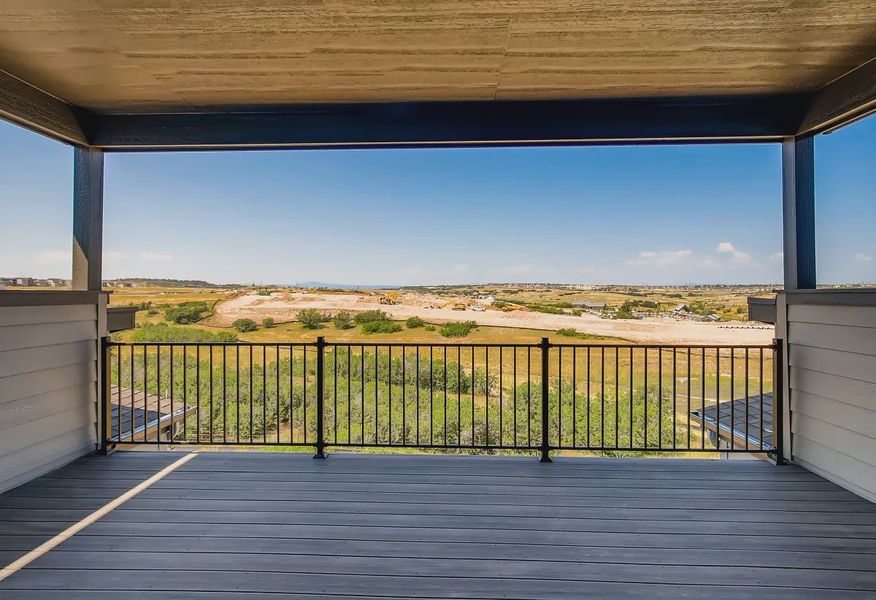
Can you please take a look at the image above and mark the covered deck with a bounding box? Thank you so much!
[1,452,875,599]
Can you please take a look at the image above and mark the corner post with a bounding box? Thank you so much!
[314,336,327,459]
[539,337,552,463]
[772,338,784,465]
[73,147,109,456]
[782,135,816,290]
[73,147,104,292]
[99,337,115,455]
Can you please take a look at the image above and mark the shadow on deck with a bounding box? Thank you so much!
[1,452,875,599]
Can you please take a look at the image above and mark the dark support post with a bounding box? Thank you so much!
[99,338,115,455]
[314,336,327,459]
[782,135,816,290]
[772,339,785,465]
[72,147,104,291]
[539,337,552,463]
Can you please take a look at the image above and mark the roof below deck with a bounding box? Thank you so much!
[0,1,874,149]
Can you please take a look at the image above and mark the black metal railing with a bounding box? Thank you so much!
[102,338,780,461]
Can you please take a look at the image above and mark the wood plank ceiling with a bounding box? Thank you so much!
[0,0,874,113]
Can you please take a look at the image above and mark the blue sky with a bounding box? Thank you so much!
[0,117,873,286]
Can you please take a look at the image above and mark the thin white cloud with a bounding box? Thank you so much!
[626,249,692,268]
[769,252,784,263]
[716,241,751,264]
[854,252,873,263]
[139,251,174,262]
[35,249,70,264]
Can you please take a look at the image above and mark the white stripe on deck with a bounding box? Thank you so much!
[0,452,198,583]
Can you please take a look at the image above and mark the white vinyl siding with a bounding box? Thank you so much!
[787,302,876,503]
[0,303,98,493]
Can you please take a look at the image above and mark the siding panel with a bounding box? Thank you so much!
[793,436,876,504]
[792,391,876,439]
[789,322,876,356]
[0,426,94,494]
[0,304,98,493]
[0,384,95,432]
[0,304,94,327]
[0,340,96,378]
[0,362,95,406]
[0,320,95,352]
[786,299,876,503]
[790,367,875,410]
[788,345,876,384]
[789,304,876,329]
[793,413,876,468]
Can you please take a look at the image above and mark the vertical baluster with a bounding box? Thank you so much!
[601,346,605,449]
[687,347,692,450]
[402,346,406,445]
[499,346,504,447]
[759,347,764,452]
[730,348,736,451]
[586,347,591,448]
[415,346,420,446]
[457,346,462,447]
[514,347,519,448]
[615,347,620,449]
[643,347,648,449]
[671,347,678,450]
[557,346,562,448]
[572,347,576,448]
[444,345,448,446]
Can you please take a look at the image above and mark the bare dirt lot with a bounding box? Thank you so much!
[207,291,774,345]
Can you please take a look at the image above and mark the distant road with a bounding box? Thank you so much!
[208,292,774,346]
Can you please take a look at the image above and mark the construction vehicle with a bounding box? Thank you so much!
[379,291,400,305]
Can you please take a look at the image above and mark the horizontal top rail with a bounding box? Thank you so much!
[107,340,778,349]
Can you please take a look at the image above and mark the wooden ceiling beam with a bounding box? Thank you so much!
[797,58,876,136]
[0,69,93,146]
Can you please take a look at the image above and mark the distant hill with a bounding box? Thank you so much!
[292,281,394,290]
[105,278,240,289]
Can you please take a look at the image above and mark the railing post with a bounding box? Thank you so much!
[772,338,784,465]
[539,337,552,463]
[314,336,327,459]
[99,337,115,455]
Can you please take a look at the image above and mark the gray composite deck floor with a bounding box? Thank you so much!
[1,452,876,599]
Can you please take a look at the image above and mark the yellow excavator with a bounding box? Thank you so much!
[379,291,400,305]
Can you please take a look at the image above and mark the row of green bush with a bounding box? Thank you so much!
[129,323,238,343]
[294,309,476,337]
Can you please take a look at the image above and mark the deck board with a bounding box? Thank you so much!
[1,452,875,599]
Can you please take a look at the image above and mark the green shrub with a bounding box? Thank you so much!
[354,310,390,324]
[262,317,275,328]
[333,311,353,329]
[557,328,579,337]
[360,320,402,334]
[147,308,159,316]
[163,301,209,324]
[256,290,272,296]
[424,325,436,331]
[298,309,329,329]
[233,318,258,332]
[131,323,238,343]
[440,321,478,338]
[406,316,426,328]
